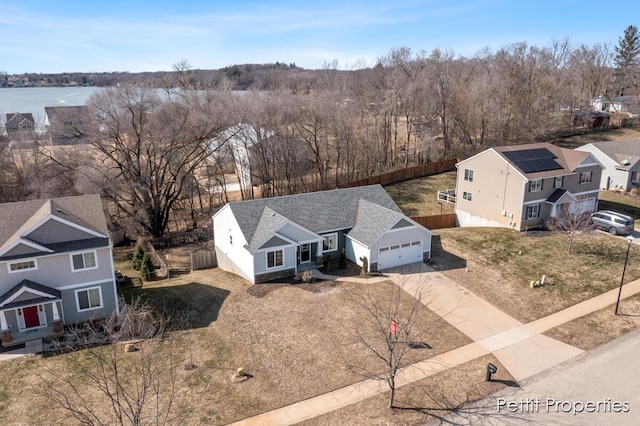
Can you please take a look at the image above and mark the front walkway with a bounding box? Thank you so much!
[231,263,640,425]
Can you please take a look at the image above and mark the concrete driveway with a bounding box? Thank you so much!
[386,263,583,382]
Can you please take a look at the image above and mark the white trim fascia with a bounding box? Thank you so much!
[0,287,59,307]
[108,247,120,316]
[275,219,324,241]
[1,246,110,272]
[523,198,548,206]
[21,214,107,240]
[212,203,231,220]
[572,189,600,197]
[0,238,54,257]
[366,221,432,249]
[296,238,323,245]
[317,227,349,234]
[253,233,297,252]
[57,278,115,291]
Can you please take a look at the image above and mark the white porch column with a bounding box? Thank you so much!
[51,301,60,321]
[315,239,324,266]
[0,311,7,331]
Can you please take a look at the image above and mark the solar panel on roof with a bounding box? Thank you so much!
[502,148,563,173]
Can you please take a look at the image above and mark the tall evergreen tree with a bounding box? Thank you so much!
[614,25,640,96]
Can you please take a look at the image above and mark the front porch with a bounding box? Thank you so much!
[1,324,61,348]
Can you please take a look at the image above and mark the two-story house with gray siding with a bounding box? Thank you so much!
[455,143,603,231]
[0,195,119,348]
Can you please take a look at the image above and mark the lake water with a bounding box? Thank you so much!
[0,86,104,130]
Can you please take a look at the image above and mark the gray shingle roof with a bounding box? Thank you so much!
[348,199,410,246]
[228,185,404,251]
[587,139,640,170]
[0,279,61,308]
[0,195,110,257]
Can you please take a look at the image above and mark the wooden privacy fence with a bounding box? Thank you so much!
[411,213,457,230]
[191,251,217,270]
[342,158,457,188]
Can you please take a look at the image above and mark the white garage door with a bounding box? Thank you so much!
[378,240,423,270]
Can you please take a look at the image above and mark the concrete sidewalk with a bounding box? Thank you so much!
[391,264,584,381]
[232,265,640,425]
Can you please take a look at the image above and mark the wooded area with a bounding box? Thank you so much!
[1,29,639,238]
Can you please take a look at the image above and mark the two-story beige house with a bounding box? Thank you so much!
[455,143,603,230]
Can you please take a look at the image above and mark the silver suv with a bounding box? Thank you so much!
[591,210,634,235]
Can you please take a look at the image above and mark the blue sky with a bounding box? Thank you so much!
[1,0,638,74]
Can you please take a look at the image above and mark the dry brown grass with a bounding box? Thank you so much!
[432,227,640,323]
[299,355,515,426]
[0,268,471,425]
[384,171,457,216]
[544,293,640,351]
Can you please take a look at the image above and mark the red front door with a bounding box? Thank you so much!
[23,306,40,329]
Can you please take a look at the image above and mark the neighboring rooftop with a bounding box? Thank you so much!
[0,194,109,253]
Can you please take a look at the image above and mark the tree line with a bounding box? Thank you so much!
[0,27,639,238]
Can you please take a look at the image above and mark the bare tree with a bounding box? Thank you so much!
[79,86,229,237]
[343,280,427,408]
[37,298,208,426]
[548,202,595,252]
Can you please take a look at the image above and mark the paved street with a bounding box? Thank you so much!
[434,328,640,425]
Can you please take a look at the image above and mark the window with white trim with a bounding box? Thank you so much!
[554,176,563,188]
[580,171,592,184]
[76,287,103,311]
[8,259,37,273]
[463,191,472,201]
[526,204,540,219]
[71,251,97,271]
[464,169,474,182]
[266,249,284,269]
[322,233,338,252]
[529,179,543,192]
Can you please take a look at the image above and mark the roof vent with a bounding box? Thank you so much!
[622,159,631,166]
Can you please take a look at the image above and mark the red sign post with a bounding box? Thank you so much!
[389,319,399,337]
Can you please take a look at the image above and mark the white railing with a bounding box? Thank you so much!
[437,189,456,204]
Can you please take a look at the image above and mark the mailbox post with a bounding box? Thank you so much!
[486,363,497,381]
